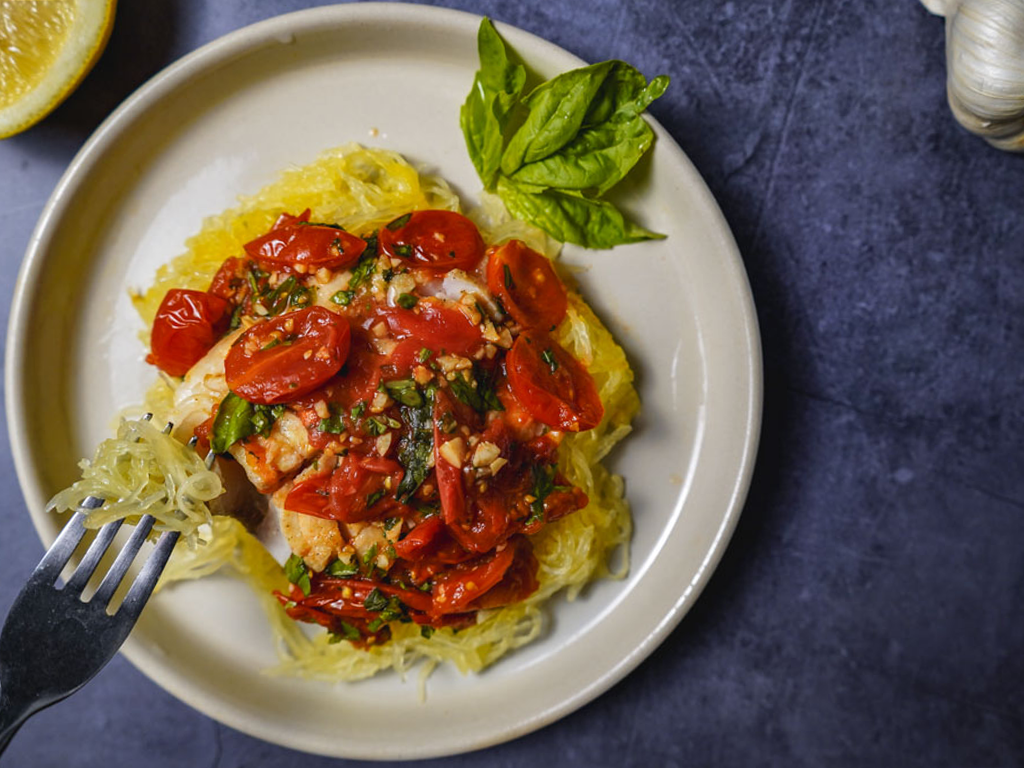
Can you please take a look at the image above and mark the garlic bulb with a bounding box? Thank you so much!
[922,0,1024,151]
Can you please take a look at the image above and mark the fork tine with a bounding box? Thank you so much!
[32,498,102,583]
[62,518,125,596]
[118,530,180,621]
[91,514,156,607]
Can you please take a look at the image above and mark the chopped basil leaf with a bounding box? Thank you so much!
[365,488,386,508]
[394,243,412,258]
[331,289,355,306]
[418,347,434,363]
[503,263,515,290]
[383,517,400,532]
[251,403,285,437]
[396,391,435,502]
[347,245,378,292]
[228,304,244,331]
[367,618,384,632]
[420,625,435,639]
[527,463,557,525]
[318,403,346,434]
[350,401,366,419]
[364,587,388,612]
[384,378,423,407]
[326,558,358,577]
[264,275,310,316]
[284,553,311,596]
[362,543,379,568]
[386,213,412,231]
[211,392,255,453]
[396,292,418,309]
[541,348,558,372]
[364,417,388,436]
[330,621,361,643]
[447,363,504,414]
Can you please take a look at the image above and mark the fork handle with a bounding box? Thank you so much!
[0,690,34,757]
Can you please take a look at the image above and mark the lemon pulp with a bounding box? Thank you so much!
[0,0,115,137]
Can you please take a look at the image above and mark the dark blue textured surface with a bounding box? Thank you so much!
[2,0,1023,765]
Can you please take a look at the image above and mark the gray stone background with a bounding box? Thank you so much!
[1,0,1022,765]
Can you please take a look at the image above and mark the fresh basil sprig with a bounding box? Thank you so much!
[461,18,669,249]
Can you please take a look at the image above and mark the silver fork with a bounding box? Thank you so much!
[0,498,180,755]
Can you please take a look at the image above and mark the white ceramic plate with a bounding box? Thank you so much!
[6,3,761,760]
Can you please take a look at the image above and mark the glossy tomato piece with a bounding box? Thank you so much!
[461,537,539,611]
[381,298,483,356]
[243,212,366,271]
[485,240,567,330]
[146,288,231,377]
[283,473,331,517]
[208,257,246,303]
[431,541,517,614]
[505,333,604,432]
[325,455,406,523]
[432,390,508,553]
[393,515,445,562]
[225,306,350,404]
[378,210,485,272]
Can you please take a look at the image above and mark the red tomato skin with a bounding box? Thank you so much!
[283,473,332,517]
[378,210,485,272]
[431,541,517,614]
[462,537,539,611]
[393,515,446,562]
[433,390,509,553]
[433,390,468,531]
[225,306,351,405]
[505,334,604,432]
[485,240,567,330]
[325,455,406,523]
[381,298,483,356]
[243,213,365,271]
[146,289,231,377]
[208,257,247,303]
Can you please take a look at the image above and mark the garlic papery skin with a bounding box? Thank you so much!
[923,0,1024,151]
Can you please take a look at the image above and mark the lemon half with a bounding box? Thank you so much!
[0,0,116,138]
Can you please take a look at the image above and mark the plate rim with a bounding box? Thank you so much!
[5,2,762,759]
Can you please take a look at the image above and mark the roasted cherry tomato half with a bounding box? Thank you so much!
[225,306,350,404]
[505,333,603,432]
[208,257,247,303]
[325,455,406,523]
[146,288,231,377]
[283,473,332,517]
[486,240,567,330]
[431,540,519,613]
[432,390,508,552]
[243,211,366,271]
[460,537,539,611]
[381,298,483,355]
[393,515,446,562]
[378,210,485,272]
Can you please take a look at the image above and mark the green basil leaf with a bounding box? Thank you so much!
[326,558,358,577]
[510,116,653,194]
[497,176,664,249]
[284,553,311,596]
[211,392,255,453]
[384,378,423,407]
[395,393,434,502]
[500,60,614,175]
[510,67,669,194]
[460,18,526,190]
[364,587,388,612]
